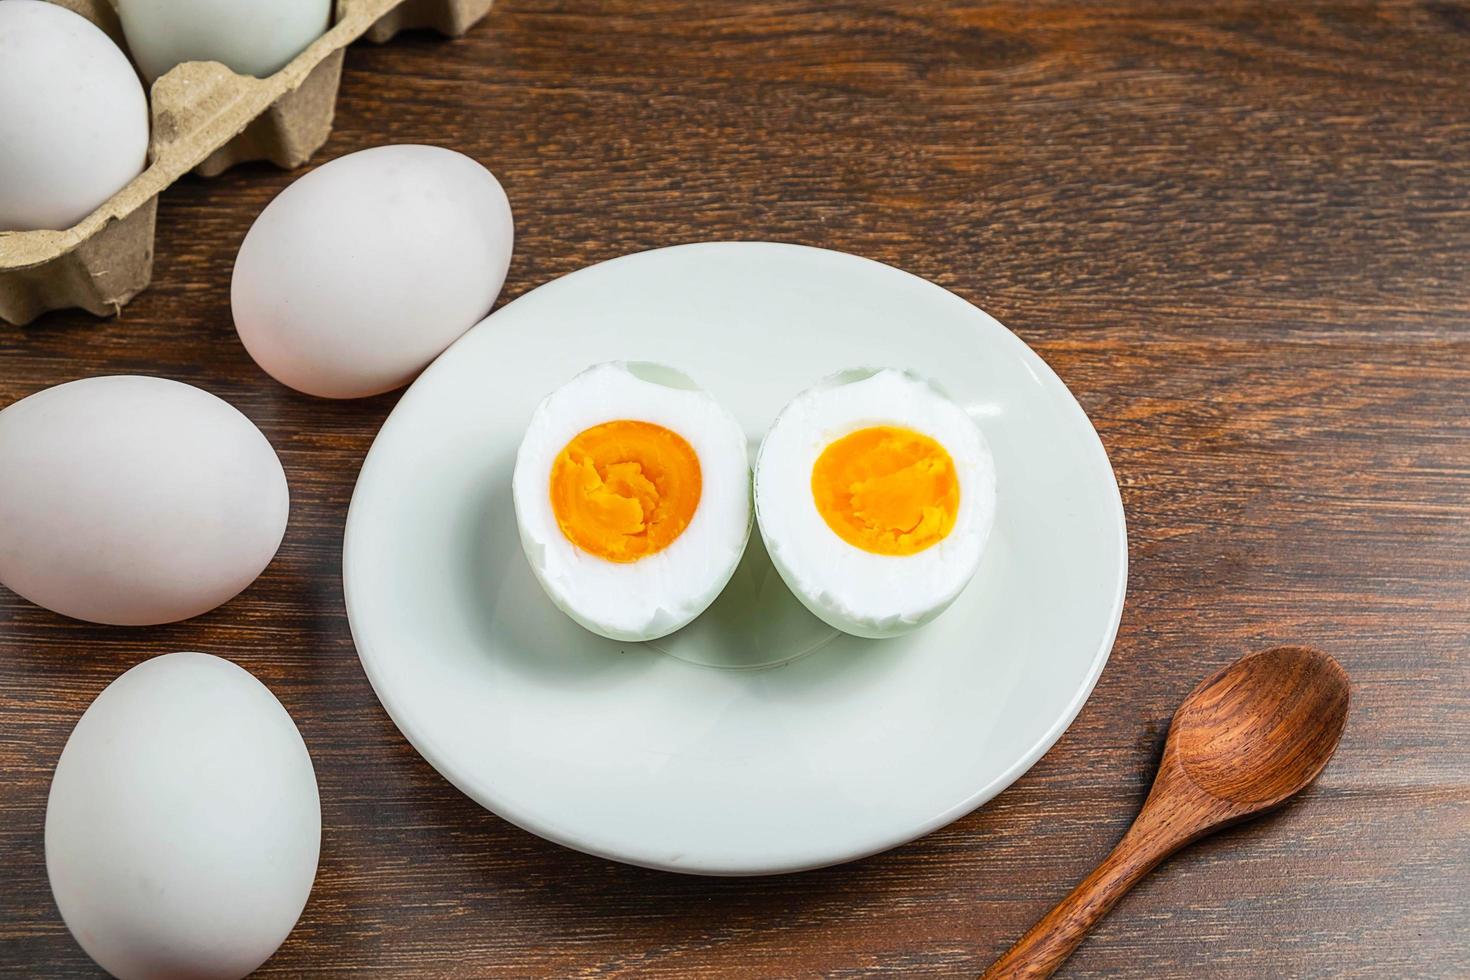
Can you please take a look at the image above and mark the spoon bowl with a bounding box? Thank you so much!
[1176,645,1349,809]
[983,645,1350,979]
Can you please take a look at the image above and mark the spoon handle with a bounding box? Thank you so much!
[980,817,1181,979]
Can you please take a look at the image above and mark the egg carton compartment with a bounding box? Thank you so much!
[0,0,494,326]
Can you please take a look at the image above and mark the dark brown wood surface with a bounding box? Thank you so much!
[2,1,1468,976]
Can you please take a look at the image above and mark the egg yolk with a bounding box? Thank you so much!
[811,425,959,556]
[549,420,702,563]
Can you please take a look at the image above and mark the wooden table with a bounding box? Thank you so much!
[2,2,1467,976]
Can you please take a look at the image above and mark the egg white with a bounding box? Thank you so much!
[512,362,752,642]
[755,368,996,638]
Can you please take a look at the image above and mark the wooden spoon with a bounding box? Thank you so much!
[982,645,1350,979]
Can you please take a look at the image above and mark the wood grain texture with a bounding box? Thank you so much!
[2,1,1468,976]
[983,647,1351,978]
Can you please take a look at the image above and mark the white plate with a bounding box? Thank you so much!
[344,242,1127,876]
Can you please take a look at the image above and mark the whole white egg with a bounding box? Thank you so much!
[232,144,514,399]
[512,362,752,642]
[117,0,332,82]
[0,0,149,232]
[0,376,289,625]
[47,652,320,980]
[755,368,997,638]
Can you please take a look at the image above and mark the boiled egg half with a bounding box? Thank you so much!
[512,362,752,642]
[755,368,996,638]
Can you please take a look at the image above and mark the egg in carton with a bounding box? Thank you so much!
[0,0,494,327]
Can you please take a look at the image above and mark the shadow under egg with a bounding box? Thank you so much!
[648,529,839,671]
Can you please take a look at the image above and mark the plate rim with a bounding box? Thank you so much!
[343,240,1128,875]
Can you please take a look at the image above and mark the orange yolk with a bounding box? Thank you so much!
[811,425,959,556]
[549,420,702,563]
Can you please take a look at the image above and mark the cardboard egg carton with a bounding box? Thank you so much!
[0,0,493,326]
